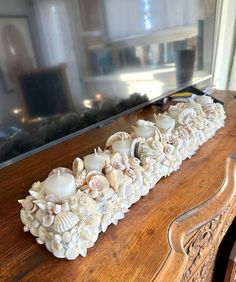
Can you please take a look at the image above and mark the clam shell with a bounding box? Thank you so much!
[65,247,80,260]
[106,132,131,147]
[86,170,103,183]
[88,175,109,192]
[72,157,84,177]
[52,211,80,233]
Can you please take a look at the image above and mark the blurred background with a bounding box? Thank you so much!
[0,0,235,166]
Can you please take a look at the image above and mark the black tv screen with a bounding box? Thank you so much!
[0,0,218,166]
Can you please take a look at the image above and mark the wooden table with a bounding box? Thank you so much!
[0,91,235,282]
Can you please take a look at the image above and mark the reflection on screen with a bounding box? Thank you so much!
[0,0,217,165]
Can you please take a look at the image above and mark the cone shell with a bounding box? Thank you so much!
[106,132,131,147]
[52,211,80,233]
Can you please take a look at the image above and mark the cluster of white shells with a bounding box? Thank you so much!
[19,97,226,260]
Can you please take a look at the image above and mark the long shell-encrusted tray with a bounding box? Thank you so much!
[19,97,226,260]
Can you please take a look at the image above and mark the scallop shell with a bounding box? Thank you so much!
[72,157,84,177]
[106,132,131,147]
[52,211,80,233]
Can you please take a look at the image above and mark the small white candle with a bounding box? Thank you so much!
[112,139,132,156]
[134,125,155,138]
[44,172,76,202]
[84,149,106,172]
[155,115,175,132]
[196,95,213,107]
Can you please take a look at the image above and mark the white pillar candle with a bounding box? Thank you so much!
[134,125,155,138]
[44,172,76,202]
[196,95,213,107]
[112,139,132,156]
[84,149,106,172]
[155,115,175,132]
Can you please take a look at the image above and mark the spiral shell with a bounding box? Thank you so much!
[106,132,131,147]
[52,211,80,233]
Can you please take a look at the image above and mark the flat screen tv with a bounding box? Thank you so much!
[0,0,220,167]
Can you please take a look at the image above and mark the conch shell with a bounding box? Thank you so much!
[105,164,123,192]
[106,132,131,148]
[52,211,80,233]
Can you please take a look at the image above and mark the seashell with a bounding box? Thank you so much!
[53,204,62,214]
[36,238,44,245]
[125,168,136,179]
[105,166,123,192]
[33,200,47,210]
[31,181,43,192]
[20,196,38,213]
[42,210,54,228]
[86,170,103,183]
[178,108,196,125]
[154,113,175,132]
[65,247,80,260]
[129,157,141,168]
[30,226,39,237]
[47,202,55,210]
[29,190,44,200]
[35,209,44,222]
[49,167,73,177]
[61,202,70,212]
[89,175,109,192]
[32,220,40,228]
[63,232,72,243]
[110,153,125,170]
[75,169,86,187]
[23,226,29,232]
[53,248,66,259]
[52,211,79,233]
[106,132,131,147]
[72,157,84,177]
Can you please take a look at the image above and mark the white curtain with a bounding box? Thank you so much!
[104,0,198,40]
[32,0,82,108]
[229,43,236,90]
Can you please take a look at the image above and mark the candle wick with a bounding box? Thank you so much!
[94,148,97,155]
[57,170,60,177]
[121,136,125,143]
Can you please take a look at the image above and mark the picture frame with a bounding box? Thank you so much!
[0,16,37,92]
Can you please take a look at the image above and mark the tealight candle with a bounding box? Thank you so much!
[155,114,175,132]
[196,95,213,107]
[134,125,155,138]
[112,139,132,156]
[44,171,76,202]
[84,149,106,172]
